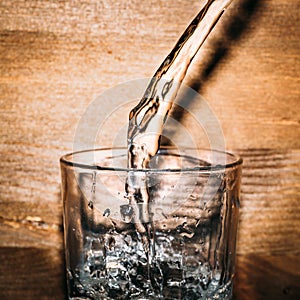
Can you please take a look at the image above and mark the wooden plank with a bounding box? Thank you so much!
[1,148,299,254]
[237,149,300,255]
[0,0,299,150]
[186,0,300,149]
[0,0,299,299]
[0,246,66,300]
[0,148,299,299]
[234,254,300,300]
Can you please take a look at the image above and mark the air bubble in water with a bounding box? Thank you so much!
[120,204,134,222]
[88,201,93,209]
[103,208,111,217]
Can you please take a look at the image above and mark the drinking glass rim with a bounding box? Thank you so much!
[60,147,243,173]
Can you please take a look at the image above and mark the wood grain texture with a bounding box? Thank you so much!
[1,149,299,299]
[0,0,299,299]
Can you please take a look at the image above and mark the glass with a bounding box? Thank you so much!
[60,147,242,300]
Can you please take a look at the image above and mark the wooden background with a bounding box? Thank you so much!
[0,0,299,299]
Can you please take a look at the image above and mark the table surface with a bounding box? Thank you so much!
[0,0,299,299]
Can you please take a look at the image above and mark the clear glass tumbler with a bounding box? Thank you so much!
[60,147,242,300]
